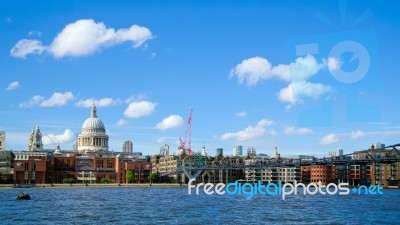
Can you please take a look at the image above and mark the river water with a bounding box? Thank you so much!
[0,187,399,224]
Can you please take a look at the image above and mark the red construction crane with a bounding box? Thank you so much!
[179,109,193,155]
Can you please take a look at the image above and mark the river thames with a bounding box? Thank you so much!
[0,187,399,224]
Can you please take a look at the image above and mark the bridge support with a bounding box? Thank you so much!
[181,167,203,181]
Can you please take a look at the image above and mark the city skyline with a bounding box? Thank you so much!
[1,0,400,156]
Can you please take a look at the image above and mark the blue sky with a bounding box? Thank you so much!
[1,0,400,156]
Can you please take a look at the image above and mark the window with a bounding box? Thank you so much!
[107,160,113,168]
[32,171,36,180]
[24,171,29,180]
[32,163,36,171]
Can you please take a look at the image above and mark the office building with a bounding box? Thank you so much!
[123,140,133,154]
[232,145,243,156]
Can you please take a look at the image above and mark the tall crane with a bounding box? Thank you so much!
[179,109,193,155]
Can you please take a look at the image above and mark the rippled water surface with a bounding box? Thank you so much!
[0,187,399,224]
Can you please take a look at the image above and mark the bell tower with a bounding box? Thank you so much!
[28,125,43,151]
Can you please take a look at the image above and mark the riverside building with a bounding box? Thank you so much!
[13,102,151,185]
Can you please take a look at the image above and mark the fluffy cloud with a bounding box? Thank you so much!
[20,92,74,108]
[6,81,20,91]
[124,101,157,118]
[351,130,366,139]
[235,111,247,117]
[280,55,332,106]
[289,55,325,82]
[40,92,74,107]
[284,126,313,135]
[230,56,290,86]
[231,55,336,108]
[220,119,276,141]
[320,133,338,145]
[10,39,45,58]
[75,98,121,107]
[11,19,153,59]
[19,95,44,108]
[278,81,331,104]
[155,115,184,131]
[42,129,74,145]
[116,118,128,126]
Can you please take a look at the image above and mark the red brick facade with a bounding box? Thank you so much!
[14,154,151,184]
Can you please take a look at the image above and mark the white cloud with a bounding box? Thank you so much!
[289,54,324,82]
[236,111,247,117]
[351,130,366,139]
[116,118,128,126]
[278,81,332,104]
[6,81,20,91]
[155,115,184,131]
[10,39,45,58]
[40,92,74,107]
[257,119,275,126]
[11,19,153,59]
[231,55,335,108]
[327,57,341,72]
[20,92,74,108]
[320,134,338,145]
[42,129,74,145]
[230,56,290,86]
[284,126,313,135]
[19,95,44,108]
[124,101,157,118]
[220,119,276,141]
[75,97,121,107]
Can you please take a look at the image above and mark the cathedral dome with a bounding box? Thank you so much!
[82,117,105,131]
[80,101,106,133]
[77,100,109,153]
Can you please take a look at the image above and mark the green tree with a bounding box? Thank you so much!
[62,178,75,184]
[126,170,135,183]
[100,177,109,183]
[148,173,158,183]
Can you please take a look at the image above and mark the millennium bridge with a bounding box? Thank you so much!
[160,144,400,180]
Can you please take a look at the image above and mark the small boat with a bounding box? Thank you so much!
[17,193,31,200]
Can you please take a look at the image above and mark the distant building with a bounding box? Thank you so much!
[376,142,385,149]
[160,144,169,156]
[232,145,243,156]
[256,153,269,158]
[132,152,142,157]
[216,148,223,156]
[247,147,256,156]
[0,150,14,183]
[123,140,133,154]
[201,145,207,156]
[338,149,344,156]
[14,152,51,184]
[122,160,151,183]
[0,131,5,151]
[273,146,280,160]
